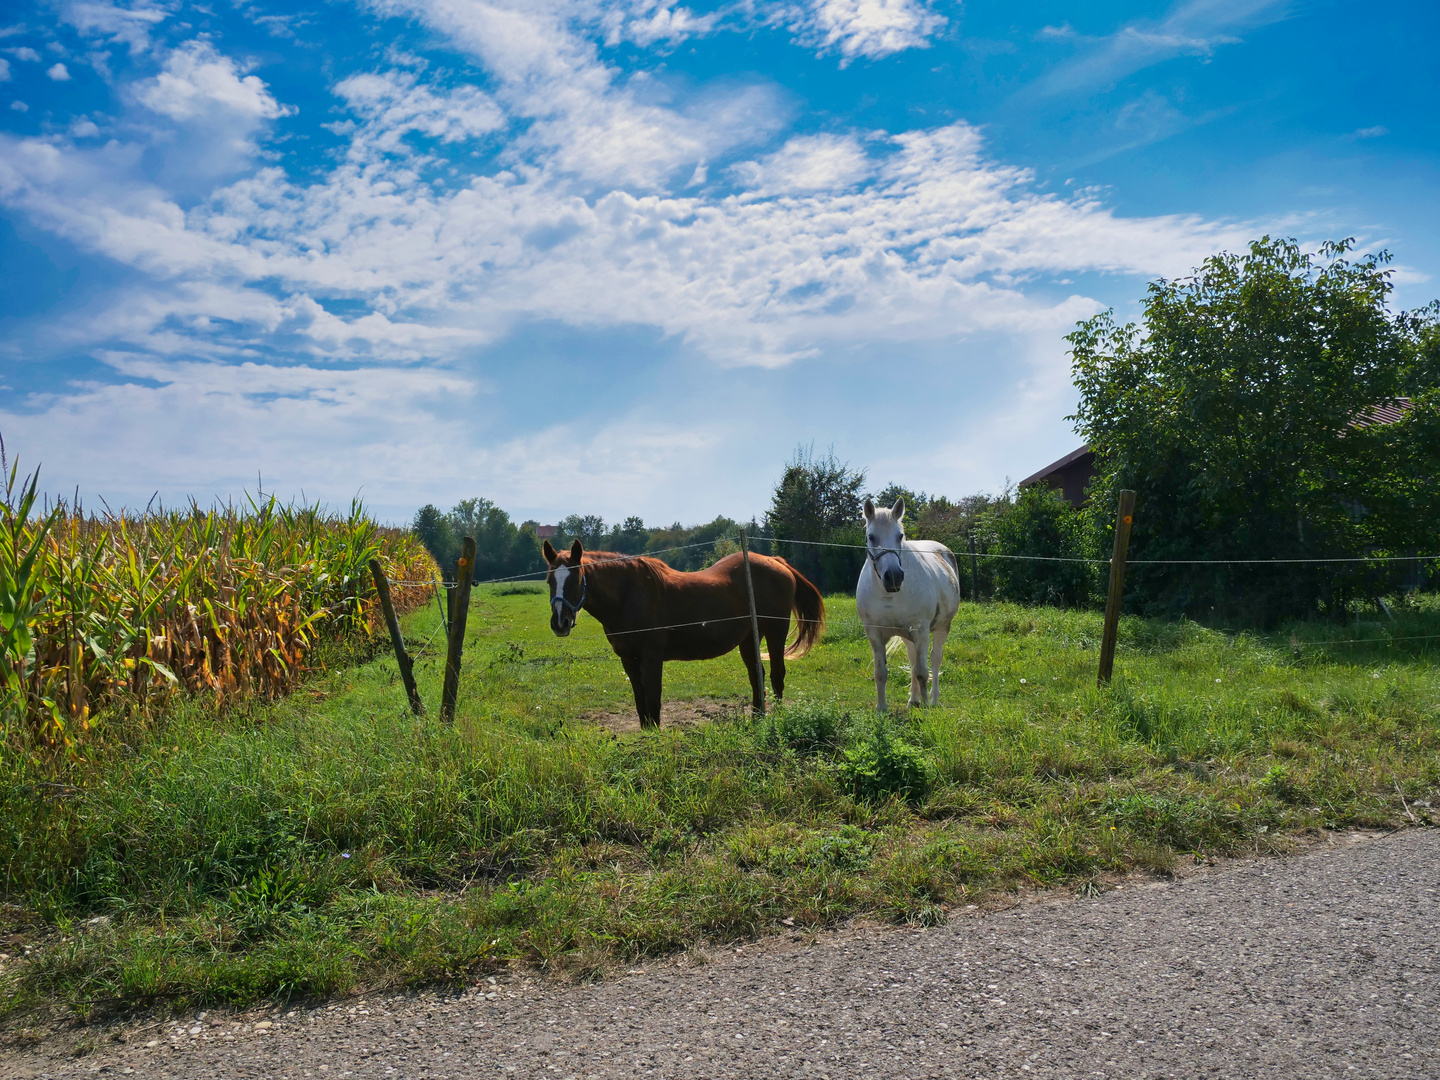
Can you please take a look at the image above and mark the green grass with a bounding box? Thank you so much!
[2,589,1437,1016]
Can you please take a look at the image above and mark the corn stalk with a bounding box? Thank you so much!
[0,467,436,754]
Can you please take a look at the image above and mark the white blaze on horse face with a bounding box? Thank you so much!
[551,564,573,634]
[865,506,906,592]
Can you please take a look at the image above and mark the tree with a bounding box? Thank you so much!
[990,487,1097,607]
[605,516,650,554]
[413,498,543,582]
[767,445,867,592]
[872,483,927,517]
[1069,236,1439,623]
[412,504,458,580]
[556,514,606,549]
[645,515,744,570]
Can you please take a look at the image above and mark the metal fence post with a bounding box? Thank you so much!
[739,529,766,715]
[1097,490,1137,687]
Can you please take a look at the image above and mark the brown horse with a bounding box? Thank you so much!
[542,539,825,728]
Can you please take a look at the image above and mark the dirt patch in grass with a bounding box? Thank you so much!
[583,696,749,733]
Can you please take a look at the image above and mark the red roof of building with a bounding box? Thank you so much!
[1349,398,1413,429]
[1019,444,1094,489]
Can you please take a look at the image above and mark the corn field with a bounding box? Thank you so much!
[1,461,436,753]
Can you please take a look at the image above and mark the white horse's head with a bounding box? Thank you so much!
[863,496,906,593]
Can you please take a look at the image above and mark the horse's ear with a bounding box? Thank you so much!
[892,496,905,521]
[569,538,584,564]
[542,540,558,565]
[863,497,875,522]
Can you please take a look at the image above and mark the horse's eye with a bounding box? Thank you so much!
[867,534,875,543]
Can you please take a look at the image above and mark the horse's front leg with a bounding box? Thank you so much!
[620,653,648,724]
[639,652,664,729]
[907,626,930,708]
[868,632,889,712]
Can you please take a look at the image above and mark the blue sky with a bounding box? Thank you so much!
[1,0,1436,526]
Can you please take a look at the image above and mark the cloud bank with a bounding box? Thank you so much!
[0,0,1261,519]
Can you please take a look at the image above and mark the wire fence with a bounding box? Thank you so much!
[391,533,1440,591]
[378,524,1439,675]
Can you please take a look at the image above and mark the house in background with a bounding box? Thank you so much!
[1019,445,1097,508]
[1020,400,1414,510]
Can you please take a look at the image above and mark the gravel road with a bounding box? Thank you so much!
[5,828,1437,1080]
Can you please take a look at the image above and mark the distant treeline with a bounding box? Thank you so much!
[410,498,760,585]
[409,445,1074,601]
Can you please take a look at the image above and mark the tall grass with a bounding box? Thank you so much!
[0,459,436,754]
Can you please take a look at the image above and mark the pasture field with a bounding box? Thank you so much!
[2,585,1437,1019]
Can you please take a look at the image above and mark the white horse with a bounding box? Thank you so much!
[856,497,962,711]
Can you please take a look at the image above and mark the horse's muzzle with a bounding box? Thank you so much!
[882,568,905,593]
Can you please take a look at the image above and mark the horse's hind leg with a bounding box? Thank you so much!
[928,618,953,707]
[765,619,787,702]
[639,654,664,728]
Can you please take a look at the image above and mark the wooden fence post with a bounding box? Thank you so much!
[1097,490,1137,687]
[441,536,477,723]
[369,559,424,715]
[967,533,980,602]
[739,529,766,715]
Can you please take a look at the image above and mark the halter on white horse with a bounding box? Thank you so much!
[864,500,906,593]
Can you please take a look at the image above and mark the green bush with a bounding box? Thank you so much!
[990,486,1098,607]
[840,717,935,803]
[766,700,852,755]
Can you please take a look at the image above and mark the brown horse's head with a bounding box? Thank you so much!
[542,538,586,636]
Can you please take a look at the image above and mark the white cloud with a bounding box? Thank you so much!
[1353,126,1388,139]
[0,356,481,519]
[9,100,26,112]
[59,1,168,54]
[729,132,875,195]
[0,349,740,522]
[334,69,505,154]
[786,0,946,64]
[600,2,721,47]
[0,58,9,81]
[0,95,1254,377]
[47,62,71,80]
[368,0,786,188]
[9,46,42,62]
[1030,0,1289,96]
[135,41,288,122]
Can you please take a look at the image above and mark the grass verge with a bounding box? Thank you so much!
[2,591,1436,1017]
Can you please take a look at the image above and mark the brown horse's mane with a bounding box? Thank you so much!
[577,549,667,584]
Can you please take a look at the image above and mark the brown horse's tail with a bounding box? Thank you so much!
[779,562,826,660]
